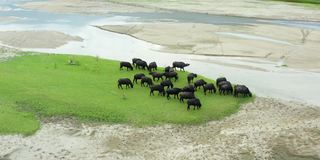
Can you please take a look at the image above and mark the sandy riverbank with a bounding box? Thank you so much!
[0,31,83,49]
[98,22,320,70]
[20,0,320,22]
[0,45,19,61]
[19,0,159,15]
[0,17,23,24]
[1,97,319,160]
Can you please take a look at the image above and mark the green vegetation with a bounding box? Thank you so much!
[0,53,252,135]
[273,0,320,4]
[0,101,39,135]
[273,0,320,8]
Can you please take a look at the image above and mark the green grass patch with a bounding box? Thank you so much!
[272,0,320,8]
[273,0,320,4]
[0,101,39,135]
[0,53,252,134]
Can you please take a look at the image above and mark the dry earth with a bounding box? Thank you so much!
[19,0,159,15]
[98,23,320,70]
[1,98,319,160]
[20,0,320,21]
[0,17,23,24]
[0,31,83,49]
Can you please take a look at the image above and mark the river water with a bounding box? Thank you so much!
[1,0,320,105]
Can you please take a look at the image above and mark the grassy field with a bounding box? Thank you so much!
[274,0,320,4]
[0,53,252,135]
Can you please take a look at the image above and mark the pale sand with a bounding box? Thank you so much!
[0,45,20,61]
[0,31,83,49]
[20,0,320,22]
[0,16,23,24]
[98,22,320,70]
[1,98,319,160]
[19,0,159,15]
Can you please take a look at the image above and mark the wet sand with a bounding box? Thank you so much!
[1,97,319,160]
[0,31,83,49]
[98,23,320,70]
[20,0,320,21]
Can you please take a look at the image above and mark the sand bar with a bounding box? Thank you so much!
[0,31,83,49]
[98,22,320,70]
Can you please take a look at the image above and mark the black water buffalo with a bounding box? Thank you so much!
[120,61,133,71]
[148,62,157,71]
[150,84,165,96]
[164,66,174,73]
[219,83,233,95]
[160,79,173,89]
[149,72,164,81]
[194,79,207,90]
[133,73,145,84]
[141,76,153,87]
[179,92,195,102]
[182,85,195,93]
[203,83,216,95]
[216,77,227,87]
[164,71,178,81]
[118,78,133,89]
[187,73,197,84]
[172,61,190,71]
[234,85,252,97]
[136,60,148,70]
[132,58,142,67]
[217,81,232,89]
[166,88,182,100]
[187,98,202,110]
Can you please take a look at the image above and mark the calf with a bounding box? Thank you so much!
[179,92,195,102]
[166,88,182,100]
[187,98,202,110]
[118,78,133,89]
[120,61,133,71]
[150,84,165,96]
[203,83,216,95]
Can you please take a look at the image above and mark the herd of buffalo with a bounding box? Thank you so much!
[118,58,252,110]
